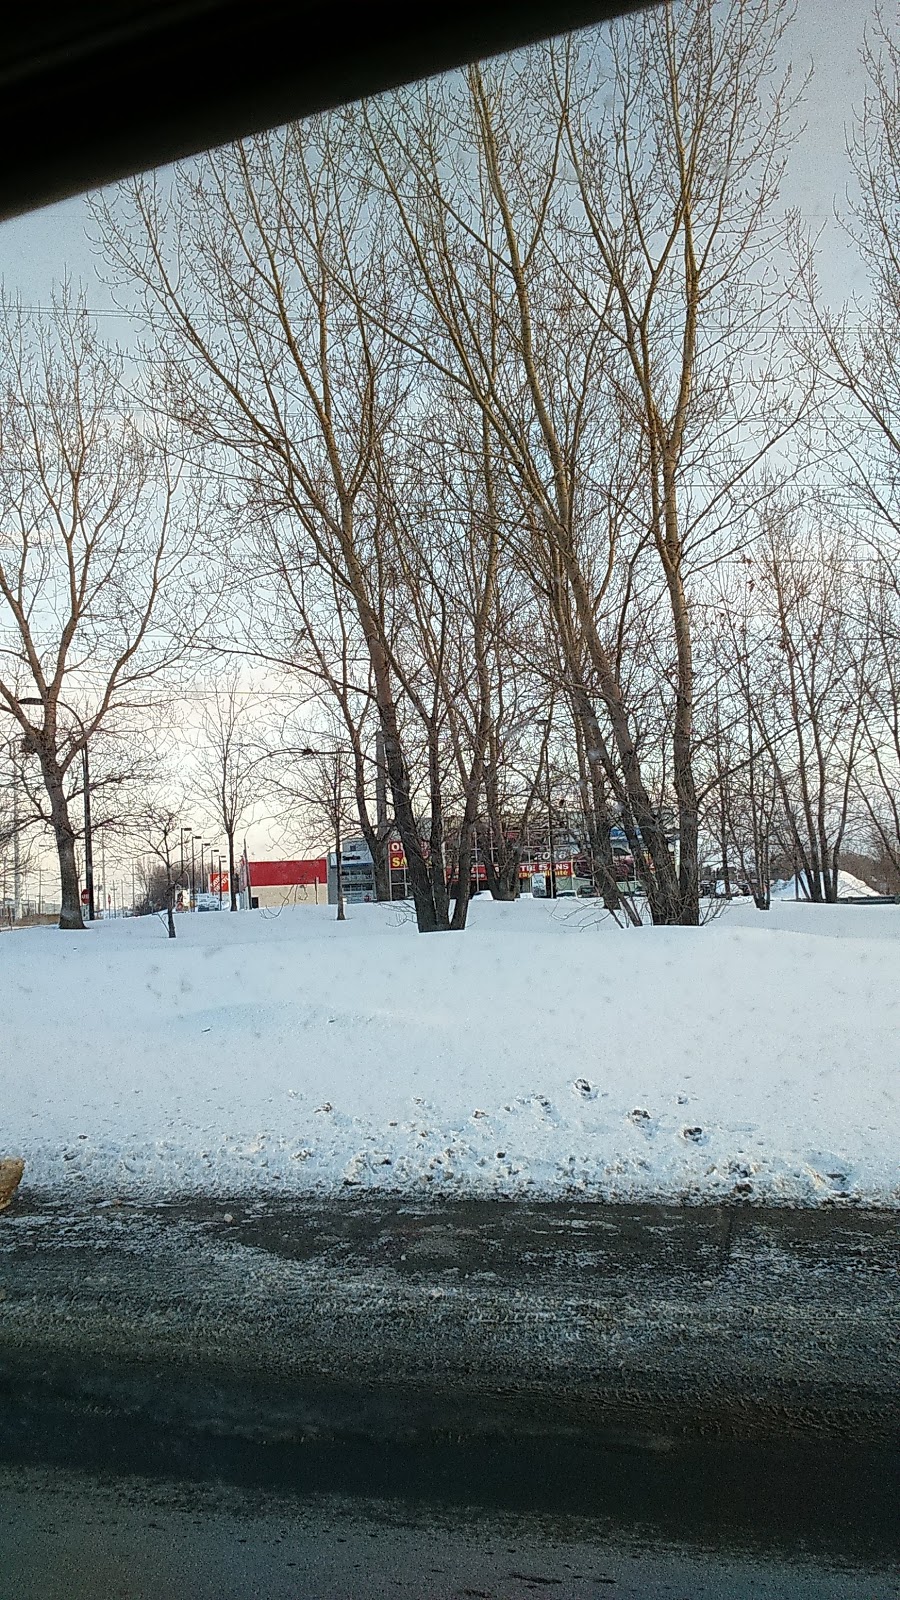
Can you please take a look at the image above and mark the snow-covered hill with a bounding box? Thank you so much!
[2,896,897,1207]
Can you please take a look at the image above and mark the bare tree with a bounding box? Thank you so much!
[99,128,472,932]
[133,799,187,937]
[96,2,805,933]
[194,674,261,910]
[0,294,203,928]
[363,61,685,922]
[697,609,779,908]
[555,0,800,921]
[718,511,867,903]
[364,1,798,923]
[789,13,900,893]
[235,536,394,901]
[793,11,900,545]
[853,551,900,880]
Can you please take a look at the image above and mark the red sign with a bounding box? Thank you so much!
[80,889,90,905]
[209,870,230,895]
[245,859,326,887]
[389,842,407,870]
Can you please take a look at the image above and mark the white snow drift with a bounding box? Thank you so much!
[2,896,897,1207]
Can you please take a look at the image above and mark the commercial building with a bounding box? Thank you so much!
[327,838,378,905]
[238,856,327,910]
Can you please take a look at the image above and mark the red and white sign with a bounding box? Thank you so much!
[209,870,230,895]
[245,858,327,888]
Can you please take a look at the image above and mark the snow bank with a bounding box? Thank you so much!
[2,896,898,1207]
[770,871,881,900]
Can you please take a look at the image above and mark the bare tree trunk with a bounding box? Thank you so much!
[348,736,391,901]
[226,828,237,911]
[43,763,84,931]
[377,703,441,932]
[480,830,520,901]
[571,687,626,916]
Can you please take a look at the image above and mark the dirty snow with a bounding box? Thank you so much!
[1,897,897,1207]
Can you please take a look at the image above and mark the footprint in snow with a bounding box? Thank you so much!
[573,1078,598,1100]
[807,1153,852,1190]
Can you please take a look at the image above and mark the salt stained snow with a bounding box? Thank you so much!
[1,896,898,1207]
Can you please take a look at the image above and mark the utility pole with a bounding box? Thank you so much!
[179,827,190,910]
[335,764,345,922]
[299,745,346,922]
[12,779,21,924]
[101,830,106,918]
[82,743,95,920]
[191,834,197,910]
[546,745,557,900]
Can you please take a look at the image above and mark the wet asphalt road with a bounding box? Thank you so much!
[3,1460,899,1600]
[2,1196,898,1442]
[1,1196,898,1595]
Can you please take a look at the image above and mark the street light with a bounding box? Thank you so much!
[299,745,346,922]
[542,741,557,900]
[81,741,95,920]
[179,827,191,909]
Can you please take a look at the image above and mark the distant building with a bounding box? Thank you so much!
[238,856,327,909]
[328,837,378,905]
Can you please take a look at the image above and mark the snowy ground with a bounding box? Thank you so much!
[2,896,898,1207]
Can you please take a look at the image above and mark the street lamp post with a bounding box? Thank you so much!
[178,826,192,911]
[82,743,95,920]
[11,779,20,923]
[333,790,345,922]
[545,745,557,900]
[217,852,224,910]
[190,834,197,911]
[300,745,345,922]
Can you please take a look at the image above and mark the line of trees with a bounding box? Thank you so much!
[1,0,899,928]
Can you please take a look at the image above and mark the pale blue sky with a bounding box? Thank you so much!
[0,0,874,313]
